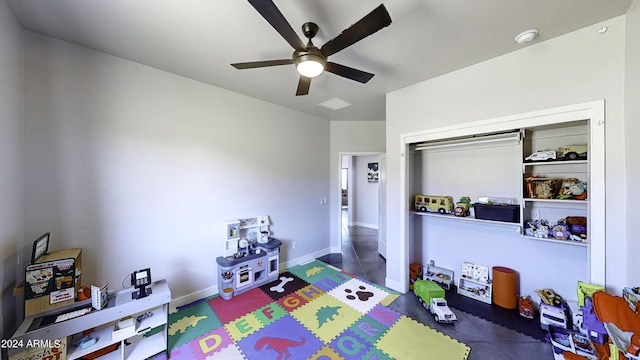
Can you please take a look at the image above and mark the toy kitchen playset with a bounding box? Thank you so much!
[216,215,281,300]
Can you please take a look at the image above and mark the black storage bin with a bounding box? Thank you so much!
[474,203,520,223]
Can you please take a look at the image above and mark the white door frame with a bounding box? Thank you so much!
[337,152,383,250]
[394,100,605,293]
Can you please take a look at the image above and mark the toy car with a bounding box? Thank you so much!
[429,298,457,323]
[454,197,472,217]
[540,302,567,330]
[525,150,557,161]
[558,145,587,160]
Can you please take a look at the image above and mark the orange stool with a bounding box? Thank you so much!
[492,266,517,309]
[409,263,423,291]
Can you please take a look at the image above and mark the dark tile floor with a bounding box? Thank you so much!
[317,211,554,359]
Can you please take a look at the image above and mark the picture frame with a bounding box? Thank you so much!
[368,162,379,183]
[31,232,50,264]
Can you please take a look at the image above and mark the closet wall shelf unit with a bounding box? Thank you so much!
[399,100,606,292]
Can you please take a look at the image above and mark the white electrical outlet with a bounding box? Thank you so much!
[292,241,297,249]
[531,209,540,221]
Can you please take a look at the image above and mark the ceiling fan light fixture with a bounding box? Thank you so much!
[296,53,326,78]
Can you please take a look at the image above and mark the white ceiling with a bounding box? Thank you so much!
[5,0,633,121]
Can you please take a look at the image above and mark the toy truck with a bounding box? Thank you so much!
[525,150,557,162]
[429,298,457,323]
[413,279,457,323]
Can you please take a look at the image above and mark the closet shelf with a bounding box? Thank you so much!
[523,198,588,204]
[523,160,587,166]
[411,211,522,230]
[522,235,587,247]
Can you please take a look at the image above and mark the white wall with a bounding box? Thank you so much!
[351,155,379,228]
[22,31,331,302]
[0,0,23,341]
[386,16,628,299]
[626,0,640,286]
[329,121,385,251]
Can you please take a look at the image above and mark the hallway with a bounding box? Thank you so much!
[321,209,386,284]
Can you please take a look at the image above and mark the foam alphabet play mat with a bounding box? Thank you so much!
[151,260,470,359]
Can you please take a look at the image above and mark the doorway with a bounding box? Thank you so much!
[339,154,385,285]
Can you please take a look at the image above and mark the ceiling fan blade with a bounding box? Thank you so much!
[296,76,311,96]
[231,59,293,69]
[247,0,306,51]
[320,4,392,57]
[325,62,374,83]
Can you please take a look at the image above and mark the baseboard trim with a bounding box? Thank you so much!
[280,247,332,269]
[351,221,379,230]
[170,286,218,312]
[385,276,408,294]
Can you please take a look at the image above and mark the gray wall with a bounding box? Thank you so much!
[22,31,331,302]
[386,15,629,298]
[625,1,640,287]
[352,155,380,229]
[0,0,24,341]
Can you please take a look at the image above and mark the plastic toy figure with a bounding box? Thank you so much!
[534,220,550,238]
[519,295,535,319]
[409,263,422,291]
[454,196,472,217]
[550,221,571,240]
[569,183,587,200]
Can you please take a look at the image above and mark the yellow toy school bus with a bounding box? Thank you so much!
[415,195,454,214]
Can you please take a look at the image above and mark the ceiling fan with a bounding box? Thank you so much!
[231,1,392,96]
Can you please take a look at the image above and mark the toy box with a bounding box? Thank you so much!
[474,203,520,223]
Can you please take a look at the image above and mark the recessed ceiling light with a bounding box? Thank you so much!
[515,29,539,44]
[319,98,352,111]
[597,26,609,35]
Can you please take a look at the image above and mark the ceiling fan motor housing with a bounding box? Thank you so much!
[302,22,319,40]
[294,47,326,66]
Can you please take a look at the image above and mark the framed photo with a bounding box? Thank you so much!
[31,232,50,264]
[368,162,379,183]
